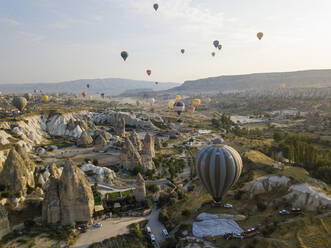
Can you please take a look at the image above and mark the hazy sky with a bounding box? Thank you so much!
[1,0,331,84]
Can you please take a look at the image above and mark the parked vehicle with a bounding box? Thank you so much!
[162,229,169,238]
[146,226,151,233]
[224,203,233,209]
[149,234,156,243]
[279,209,290,215]
[93,223,102,228]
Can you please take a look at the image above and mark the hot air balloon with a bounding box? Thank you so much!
[53,92,59,98]
[101,93,105,98]
[193,99,201,108]
[82,92,86,97]
[136,100,142,107]
[211,52,216,57]
[87,84,90,89]
[146,70,152,76]
[173,101,185,116]
[42,95,49,102]
[168,101,174,109]
[121,51,128,61]
[181,49,185,54]
[153,3,159,11]
[149,98,155,106]
[12,97,27,112]
[257,32,263,40]
[280,84,286,89]
[213,40,219,48]
[195,140,243,203]
[24,93,32,101]
[187,105,195,115]
[218,44,222,50]
[155,82,158,85]
[175,95,181,101]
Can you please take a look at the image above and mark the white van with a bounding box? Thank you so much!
[146,226,151,233]
[162,229,169,238]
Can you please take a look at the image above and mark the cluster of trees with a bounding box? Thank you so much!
[273,132,331,184]
[211,113,234,131]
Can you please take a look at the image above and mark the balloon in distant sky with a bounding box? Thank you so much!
[175,95,181,101]
[168,101,174,109]
[146,70,152,76]
[12,97,27,112]
[257,32,264,40]
[42,95,49,102]
[155,82,158,85]
[193,99,201,107]
[101,93,105,98]
[173,101,185,116]
[149,98,155,106]
[218,44,222,50]
[195,140,243,203]
[121,51,128,61]
[24,93,32,101]
[187,105,195,115]
[213,40,219,48]
[86,84,90,88]
[153,3,159,11]
[82,92,86,97]
[181,49,185,54]
[211,52,216,57]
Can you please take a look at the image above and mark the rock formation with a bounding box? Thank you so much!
[77,131,93,147]
[135,173,146,202]
[42,160,94,226]
[120,138,143,170]
[94,135,107,147]
[97,130,111,141]
[154,136,162,150]
[80,163,116,185]
[130,131,142,151]
[15,144,35,172]
[0,147,35,195]
[143,133,155,158]
[0,204,10,239]
[115,117,126,136]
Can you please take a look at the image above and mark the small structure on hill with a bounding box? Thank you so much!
[135,173,146,202]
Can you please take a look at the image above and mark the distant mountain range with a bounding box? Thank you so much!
[0,78,180,95]
[167,69,331,94]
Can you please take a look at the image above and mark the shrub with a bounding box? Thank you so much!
[181,209,191,217]
[93,159,99,165]
[147,184,159,194]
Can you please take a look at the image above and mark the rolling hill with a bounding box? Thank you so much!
[0,78,180,95]
[168,69,331,94]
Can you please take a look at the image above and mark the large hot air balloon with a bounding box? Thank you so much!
[121,51,128,61]
[24,93,32,101]
[187,105,195,115]
[12,97,27,112]
[42,95,49,102]
[175,95,181,101]
[257,32,264,40]
[195,140,243,203]
[213,40,219,48]
[173,101,185,116]
[193,99,201,108]
[211,52,216,57]
[168,101,174,109]
[82,92,87,97]
[153,3,159,11]
[181,49,185,54]
[146,70,152,76]
[218,44,222,50]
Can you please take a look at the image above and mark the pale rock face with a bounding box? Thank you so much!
[143,133,155,158]
[243,175,291,198]
[80,163,116,185]
[285,184,331,211]
[120,138,143,170]
[42,160,94,225]
[154,136,162,150]
[130,131,142,151]
[59,161,94,225]
[0,122,10,129]
[0,204,10,239]
[0,130,12,145]
[0,150,7,173]
[41,164,62,189]
[135,173,146,202]
[77,131,93,147]
[0,148,35,195]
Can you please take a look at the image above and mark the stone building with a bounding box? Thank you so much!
[135,173,146,202]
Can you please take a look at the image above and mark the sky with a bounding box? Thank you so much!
[0,0,331,84]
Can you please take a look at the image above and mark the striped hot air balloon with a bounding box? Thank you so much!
[195,140,243,203]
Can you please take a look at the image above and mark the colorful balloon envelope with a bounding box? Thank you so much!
[146,70,152,76]
[42,95,49,102]
[181,49,185,54]
[168,101,174,109]
[101,93,105,98]
[175,95,181,101]
[86,84,90,88]
[173,101,185,116]
[218,44,222,50]
[257,32,264,40]
[187,105,195,115]
[211,52,216,57]
[193,99,201,107]
[121,51,128,61]
[153,3,159,11]
[195,141,243,202]
[155,82,158,85]
[82,92,86,97]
